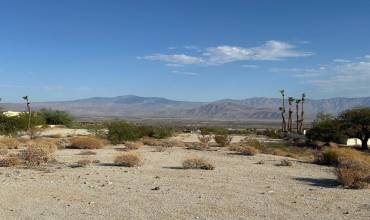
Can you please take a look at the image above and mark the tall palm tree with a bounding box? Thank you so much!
[299,93,306,133]
[287,97,295,132]
[279,90,286,132]
[295,99,301,133]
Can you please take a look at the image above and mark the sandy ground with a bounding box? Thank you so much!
[0,132,369,220]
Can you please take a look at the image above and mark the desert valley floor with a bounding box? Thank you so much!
[0,132,369,220]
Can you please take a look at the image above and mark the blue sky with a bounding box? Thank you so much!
[1,0,370,102]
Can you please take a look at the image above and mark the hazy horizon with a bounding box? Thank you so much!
[1,1,370,102]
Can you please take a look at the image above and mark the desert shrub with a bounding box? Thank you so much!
[69,136,104,149]
[336,160,370,189]
[20,142,56,166]
[0,137,22,149]
[124,142,141,151]
[38,109,74,126]
[0,148,8,155]
[154,145,166,152]
[141,137,161,146]
[0,114,21,135]
[16,112,46,131]
[0,156,21,167]
[314,147,364,166]
[279,159,293,166]
[114,153,143,167]
[229,144,258,156]
[242,137,264,149]
[151,127,174,139]
[76,159,92,167]
[185,142,206,150]
[182,157,215,170]
[214,134,232,147]
[306,113,346,144]
[107,121,143,144]
[198,134,212,148]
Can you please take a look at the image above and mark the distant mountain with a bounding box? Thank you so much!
[2,95,370,121]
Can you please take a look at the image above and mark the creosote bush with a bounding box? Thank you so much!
[19,141,57,166]
[182,157,215,170]
[0,156,21,167]
[124,142,141,151]
[242,137,264,149]
[214,134,232,147]
[229,144,258,156]
[315,146,370,189]
[76,159,92,167]
[107,121,143,144]
[198,134,212,149]
[114,153,143,167]
[69,136,104,149]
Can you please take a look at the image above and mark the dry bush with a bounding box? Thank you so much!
[242,137,264,149]
[336,160,370,189]
[279,159,293,166]
[141,137,161,146]
[0,137,22,149]
[47,134,63,138]
[198,134,212,148]
[114,153,143,167]
[53,138,71,149]
[124,142,141,151]
[214,135,232,147]
[19,142,56,166]
[315,147,364,166]
[314,146,370,189]
[182,157,215,170]
[229,144,258,156]
[185,142,207,150]
[76,159,92,167]
[69,136,104,149]
[0,156,21,167]
[77,150,97,155]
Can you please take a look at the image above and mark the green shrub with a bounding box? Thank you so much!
[151,127,174,139]
[0,114,20,135]
[38,108,73,126]
[107,121,143,144]
[214,134,232,147]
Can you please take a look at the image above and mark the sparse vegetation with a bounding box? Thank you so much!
[0,137,22,149]
[107,121,143,144]
[214,134,232,147]
[182,157,215,170]
[114,152,143,167]
[77,150,97,155]
[69,136,104,149]
[0,156,21,167]
[279,159,293,166]
[38,108,74,126]
[76,159,92,167]
[229,144,258,156]
[124,142,141,151]
[19,141,57,166]
[198,134,212,149]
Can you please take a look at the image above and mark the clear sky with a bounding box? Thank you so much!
[1,0,370,102]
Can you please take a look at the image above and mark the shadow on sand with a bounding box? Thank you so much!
[294,177,341,188]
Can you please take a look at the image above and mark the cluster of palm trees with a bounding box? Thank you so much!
[279,90,305,134]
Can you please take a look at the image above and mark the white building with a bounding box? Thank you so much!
[347,138,370,146]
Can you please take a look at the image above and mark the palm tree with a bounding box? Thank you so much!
[279,90,286,132]
[287,97,295,132]
[295,99,301,133]
[299,93,306,133]
[23,96,32,133]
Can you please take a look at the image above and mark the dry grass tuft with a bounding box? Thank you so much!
[124,142,141,151]
[279,159,293,166]
[242,137,264,149]
[69,136,104,149]
[0,156,21,167]
[198,135,212,149]
[77,150,97,155]
[182,157,215,170]
[19,141,57,166]
[0,148,9,155]
[76,159,92,167]
[315,146,370,189]
[0,137,22,149]
[114,153,143,167]
[185,142,208,150]
[229,144,258,156]
[141,137,161,146]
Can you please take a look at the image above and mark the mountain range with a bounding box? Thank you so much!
[2,95,370,121]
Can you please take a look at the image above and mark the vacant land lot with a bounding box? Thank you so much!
[0,133,369,220]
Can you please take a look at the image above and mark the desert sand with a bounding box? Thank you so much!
[0,133,369,220]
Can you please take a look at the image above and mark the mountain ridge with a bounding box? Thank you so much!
[2,95,370,121]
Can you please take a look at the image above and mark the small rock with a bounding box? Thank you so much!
[155,176,160,179]
[151,186,160,191]
[343,211,349,215]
